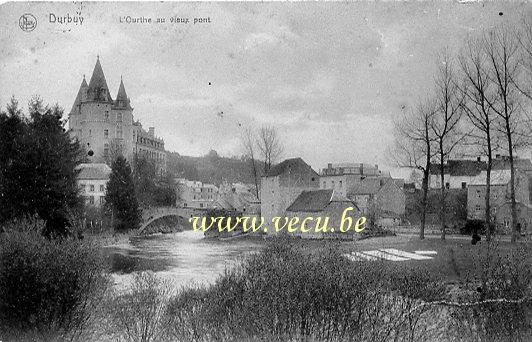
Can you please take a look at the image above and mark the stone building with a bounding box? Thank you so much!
[175,179,219,209]
[260,158,320,233]
[320,163,383,197]
[68,57,167,173]
[467,169,530,221]
[76,163,111,207]
[285,189,361,239]
[348,177,406,220]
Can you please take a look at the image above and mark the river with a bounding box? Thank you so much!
[105,230,265,290]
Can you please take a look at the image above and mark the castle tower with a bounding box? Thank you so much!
[69,57,134,164]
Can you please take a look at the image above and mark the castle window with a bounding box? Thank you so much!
[116,113,123,122]
[104,143,109,156]
[104,129,108,139]
[116,127,123,139]
[104,111,109,121]
[100,185,105,192]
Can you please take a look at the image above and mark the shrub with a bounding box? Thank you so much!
[449,243,532,341]
[0,217,111,341]
[106,272,171,342]
[165,239,447,342]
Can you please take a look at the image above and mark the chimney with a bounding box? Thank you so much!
[327,163,332,169]
[148,127,155,137]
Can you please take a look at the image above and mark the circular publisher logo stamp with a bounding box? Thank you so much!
[19,13,37,32]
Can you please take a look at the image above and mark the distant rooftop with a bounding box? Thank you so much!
[76,163,111,180]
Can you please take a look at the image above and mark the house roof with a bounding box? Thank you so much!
[265,157,318,177]
[76,163,111,180]
[492,157,532,172]
[429,159,486,176]
[286,189,333,212]
[469,170,512,186]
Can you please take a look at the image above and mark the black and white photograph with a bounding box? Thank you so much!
[1,1,532,341]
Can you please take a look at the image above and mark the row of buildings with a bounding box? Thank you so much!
[428,155,532,233]
[260,158,406,236]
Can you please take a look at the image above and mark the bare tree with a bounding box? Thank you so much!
[431,52,465,240]
[516,12,532,100]
[257,126,283,173]
[458,37,501,242]
[392,99,437,239]
[241,127,260,199]
[483,25,529,243]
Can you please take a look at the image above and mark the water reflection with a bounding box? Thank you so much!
[105,230,264,290]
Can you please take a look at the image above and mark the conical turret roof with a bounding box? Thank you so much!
[114,76,132,109]
[70,76,88,114]
[86,57,113,102]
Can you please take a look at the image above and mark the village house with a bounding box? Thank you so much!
[430,155,532,191]
[261,158,320,233]
[215,191,261,215]
[76,163,111,207]
[467,169,530,225]
[319,163,383,197]
[348,177,406,224]
[285,189,361,239]
[429,159,486,190]
[175,179,219,209]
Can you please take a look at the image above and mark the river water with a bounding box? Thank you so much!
[105,230,265,290]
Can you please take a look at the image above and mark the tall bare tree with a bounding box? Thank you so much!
[241,127,260,199]
[517,13,532,100]
[257,126,283,173]
[431,53,465,240]
[458,37,501,242]
[392,99,437,239]
[483,25,529,243]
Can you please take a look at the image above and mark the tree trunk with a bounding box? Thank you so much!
[507,131,518,243]
[420,167,429,240]
[485,145,492,242]
[439,147,446,240]
[251,157,259,199]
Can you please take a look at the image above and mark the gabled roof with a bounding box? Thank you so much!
[349,178,382,195]
[492,157,532,172]
[265,157,318,177]
[286,189,355,212]
[429,159,486,176]
[286,189,333,212]
[86,57,113,103]
[469,170,512,186]
[70,77,88,114]
[76,163,111,180]
[348,177,398,196]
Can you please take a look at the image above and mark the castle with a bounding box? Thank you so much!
[68,57,167,174]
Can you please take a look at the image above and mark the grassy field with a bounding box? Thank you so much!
[284,234,532,284]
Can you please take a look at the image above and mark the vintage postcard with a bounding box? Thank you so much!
[1,1,532,341]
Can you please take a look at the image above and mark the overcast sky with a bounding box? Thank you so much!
[0,1,529,171]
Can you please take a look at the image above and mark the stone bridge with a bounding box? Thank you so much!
[138,207,188,235]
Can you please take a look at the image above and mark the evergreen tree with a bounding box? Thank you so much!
[105,156,141,231]
[0,97,83,236]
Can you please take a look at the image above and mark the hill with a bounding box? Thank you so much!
[167,150,264,186]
